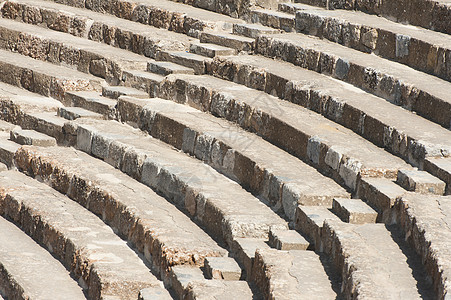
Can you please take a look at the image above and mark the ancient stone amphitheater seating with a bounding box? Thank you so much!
[0,0,450,298]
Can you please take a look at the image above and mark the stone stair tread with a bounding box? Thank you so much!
[138,287,173,300]
[4,0,193,45]
[16,145,227,275]
[278,2,322,14]
[250,8,296,32]
[232,23,281,38]
[0,49,104,100]
[323,220,423,299]
[397,169,446,195]
[294,3,451,47]
[111,0,243,27]
[0,82,63,112]
[66,91,117,117]
[156,51,213,74]
[293,0,451,35]
[396,193,451,299]
[147,61,195,75]
[0,18,149,72]
[186,280,253,299]
[102,86,149,99]
[331,198,378,224]
[190,42,236,58]
[58,106,105,120]
[0,170,161,299]
[160,74,411,188]
[424,156,451,194]
[200,31,255,51]
[72,118,288,244]
[0,215,86,300]
[118,96,349,220]
[253,248,336,299]
[10,128,57,147]
[0,134,21,168]
[212,55,451,160]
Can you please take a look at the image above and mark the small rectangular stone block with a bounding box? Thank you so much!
[189,43,236,58]
[200,31,255,52]
[232,23,281,38]
[397,169,446,195]
[269,228,309,250]
[204,257,242,280]
[332,198,378,224]
[58,107,104,120]
[232,238,270,280]
[170,265,205,298]
[295,206,341,252]
[147,61,194,76]
[102,86,149,99]
[138,287,173,300]
[10,129,57,147]
[0,138,21,168]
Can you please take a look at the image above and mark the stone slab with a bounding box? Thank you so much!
[58,107,104,120]
[190,42,236,58]
[102,86,149,99]
[147,61,195,76]
[10,129,56,147]
[253,248,336,299]
[397,169,446,195]
[0,170,161,299]
[0,216,86,300]
[269,228,309,250]
[332,198,378,224]
[204,257,242,280]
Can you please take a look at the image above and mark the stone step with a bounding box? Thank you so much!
[396,169,446,195]
[57,106,105,121]
[70,118,288,246]
[395,193,451,299]
[169,265,253,299]
[250,8,295,32]
[231,238,270,279]
[356,177,408,222]
[268,228,310,250]
[156,51,213,75]
[14,145,227,282]
[0,215,86,300]
[331,198,378,224]
[10,128,57,147]
[189,42,237,58]
[158,74,412,191]
[200,31,255,52]
[323,220,423,299]
[0,82,70,143]
[139,287,173,300]
[0,49,104,102]
[1,0,192,56]
[253,249,336,299]
[293,0,451,35]
[122,70,165,97]
[292,5,451,82]
[147,61,195,76]
[0,18,149,86]
[0,170,164,299]
[424,157,451,195]
[65,91,117,119]
[116,96,349,221]
[278,3,321,14]
[204,256,242,280]
[232,23,281,38]
[4,0,243,38]
[295,206,341,251]
[209,55,451,167]
[254,33,451,129]
[0,133,21,169]
[102,85,149,99]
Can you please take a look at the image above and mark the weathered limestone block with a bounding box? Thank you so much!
[397,169,446,195]
[269,228,309,250]
[204,257,242,280]
[332,198,377,224]
[10,128,57,147]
